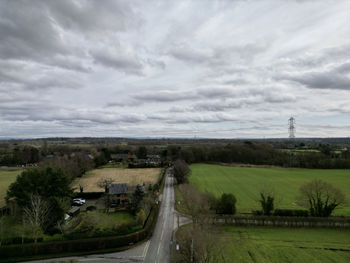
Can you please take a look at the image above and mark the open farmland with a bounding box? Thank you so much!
[0,168,23,207]
[186,226,350,263]
[189,164,350,215]
[72,168,161,192]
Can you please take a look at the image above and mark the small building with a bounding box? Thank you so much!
[109,183,129,207]
[110,153,136,162]
[108,183,146,207]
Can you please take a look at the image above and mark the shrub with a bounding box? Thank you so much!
[259,191,274,216]
[252,210,263,216]
[86,206,97,211]
[136,209,146,226]
[216,193,236,214]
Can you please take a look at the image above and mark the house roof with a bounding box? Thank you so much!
[109,183,128,194]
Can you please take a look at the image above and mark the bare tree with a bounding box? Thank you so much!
[23,195,51,242]
[176,225,227,263]
[178,184,213,226]
[97,177,115,193]
[175,184,227,262]
[97,178,115,212]
[299,179,346,217]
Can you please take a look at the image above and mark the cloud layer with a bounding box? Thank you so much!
[1,0,350,138]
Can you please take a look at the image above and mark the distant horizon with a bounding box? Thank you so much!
[1,135,349,141]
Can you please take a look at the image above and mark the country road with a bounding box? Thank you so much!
[24,168,188,263]
[143,169,175,263]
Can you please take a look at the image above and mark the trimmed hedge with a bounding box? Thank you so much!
[210,215,350,228]
[1,237,43,246]
[0,205,159,259]
[274,209,309,217]
[73,192,104,199]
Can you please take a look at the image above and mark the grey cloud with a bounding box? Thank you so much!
[0,1,68,61]
[170,42,268,68]
[131,87,235,104]
[45,0,137,33]
[133,90,197,102]
[284,69,350,90]
[91,48,144,75]
[148,112,239,124]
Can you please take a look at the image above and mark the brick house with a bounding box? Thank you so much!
[109,183,129,207]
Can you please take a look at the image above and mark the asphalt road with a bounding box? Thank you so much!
[25,169,177,263]
[144,170,175,263]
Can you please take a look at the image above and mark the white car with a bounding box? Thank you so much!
[72,198,86,206]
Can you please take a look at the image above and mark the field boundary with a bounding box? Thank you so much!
[208,215,350,228]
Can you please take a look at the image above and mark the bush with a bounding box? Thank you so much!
[86,206,97,211]
[216,193,236,214]
[136,209,146,226]
[252,210,263,216]
[274,209,309,217]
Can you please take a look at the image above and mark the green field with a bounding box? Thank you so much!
[209,226,350,263]
[0,169,22,207]
[189,164,350,215]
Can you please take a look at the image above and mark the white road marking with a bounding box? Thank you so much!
[142,240,151,258]
[160,227,164,241]
[157,243,161,255]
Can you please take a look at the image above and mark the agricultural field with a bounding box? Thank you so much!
[198,226,350,263]
[189,164,350,215]
[0,168,23,207]
[72,167,161,192]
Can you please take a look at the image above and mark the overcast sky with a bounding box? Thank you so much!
[1,0,350,139]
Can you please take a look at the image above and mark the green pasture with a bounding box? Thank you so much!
[189,164,350,215]
[0,169,22,207]
[214,226,350,263]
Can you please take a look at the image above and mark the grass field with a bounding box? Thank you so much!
[202,226,350,263]
[189,164,350,215]
[72,168,161,192]
[0,168,23,207]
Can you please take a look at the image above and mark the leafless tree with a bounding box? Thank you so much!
[175,184,226,262]
[97,177,115,212]
[97,177,115,193]
[176,224,227,263]
[178,184,213,226]
[299,179,346,217]
[23,195,51,242]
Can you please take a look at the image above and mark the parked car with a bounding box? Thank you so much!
[72,198,86,206]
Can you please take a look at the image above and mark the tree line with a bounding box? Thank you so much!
[169,143,350,169]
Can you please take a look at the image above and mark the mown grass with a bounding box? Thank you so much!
[189,164,350,215]
[214,226,350,263]
[0,169,23,207]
